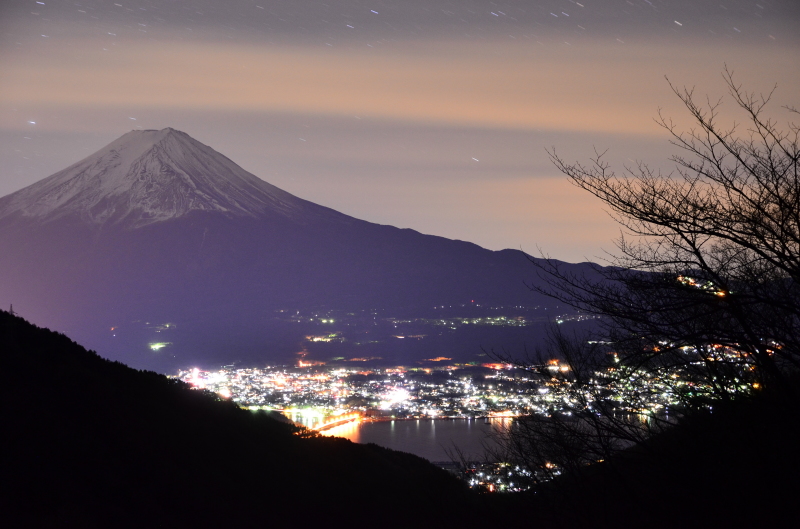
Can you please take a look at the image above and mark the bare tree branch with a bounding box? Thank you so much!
[501,71,800,485]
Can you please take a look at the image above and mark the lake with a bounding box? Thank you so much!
[322,418,509,462]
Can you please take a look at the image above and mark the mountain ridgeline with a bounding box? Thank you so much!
[0,128,594,372]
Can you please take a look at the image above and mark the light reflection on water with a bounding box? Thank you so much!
[322,418,509,462]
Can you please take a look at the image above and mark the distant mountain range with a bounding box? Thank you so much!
[0,128,594,372]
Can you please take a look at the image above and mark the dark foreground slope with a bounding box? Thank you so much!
[524,393,800,528]
[5,309,795,528]
[0,310,505,528]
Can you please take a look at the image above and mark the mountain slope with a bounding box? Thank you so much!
[523,391,800,528]
[0,128,595,372]
[1,310,501,528]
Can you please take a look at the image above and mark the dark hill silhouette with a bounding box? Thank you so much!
[0,310,507,528]
[521,390,800,528]
[3,310,796,528]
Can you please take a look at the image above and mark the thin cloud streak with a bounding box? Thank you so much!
[6,36,794,138]
[1,0,798,262]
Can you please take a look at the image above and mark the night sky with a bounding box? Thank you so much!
[2,0,798,262]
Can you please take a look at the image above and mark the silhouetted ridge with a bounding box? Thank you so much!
[0,311,496,528]
[520,389,800,528]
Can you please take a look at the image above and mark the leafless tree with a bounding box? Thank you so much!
[498,68,800,483]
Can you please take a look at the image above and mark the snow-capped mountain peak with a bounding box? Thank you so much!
[0,128,333,227]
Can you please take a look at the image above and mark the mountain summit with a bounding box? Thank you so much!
[0,128,343,228]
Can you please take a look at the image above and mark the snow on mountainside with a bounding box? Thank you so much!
[0,128,346,228]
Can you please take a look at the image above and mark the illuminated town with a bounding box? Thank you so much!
[176,362,548,426]
[176,361,553,491]
[170,306,608,428]
[175,347,744,427]
[174,343,753,491]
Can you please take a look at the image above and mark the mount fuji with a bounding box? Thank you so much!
[0,128,587,372]
[0,128,348,227]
